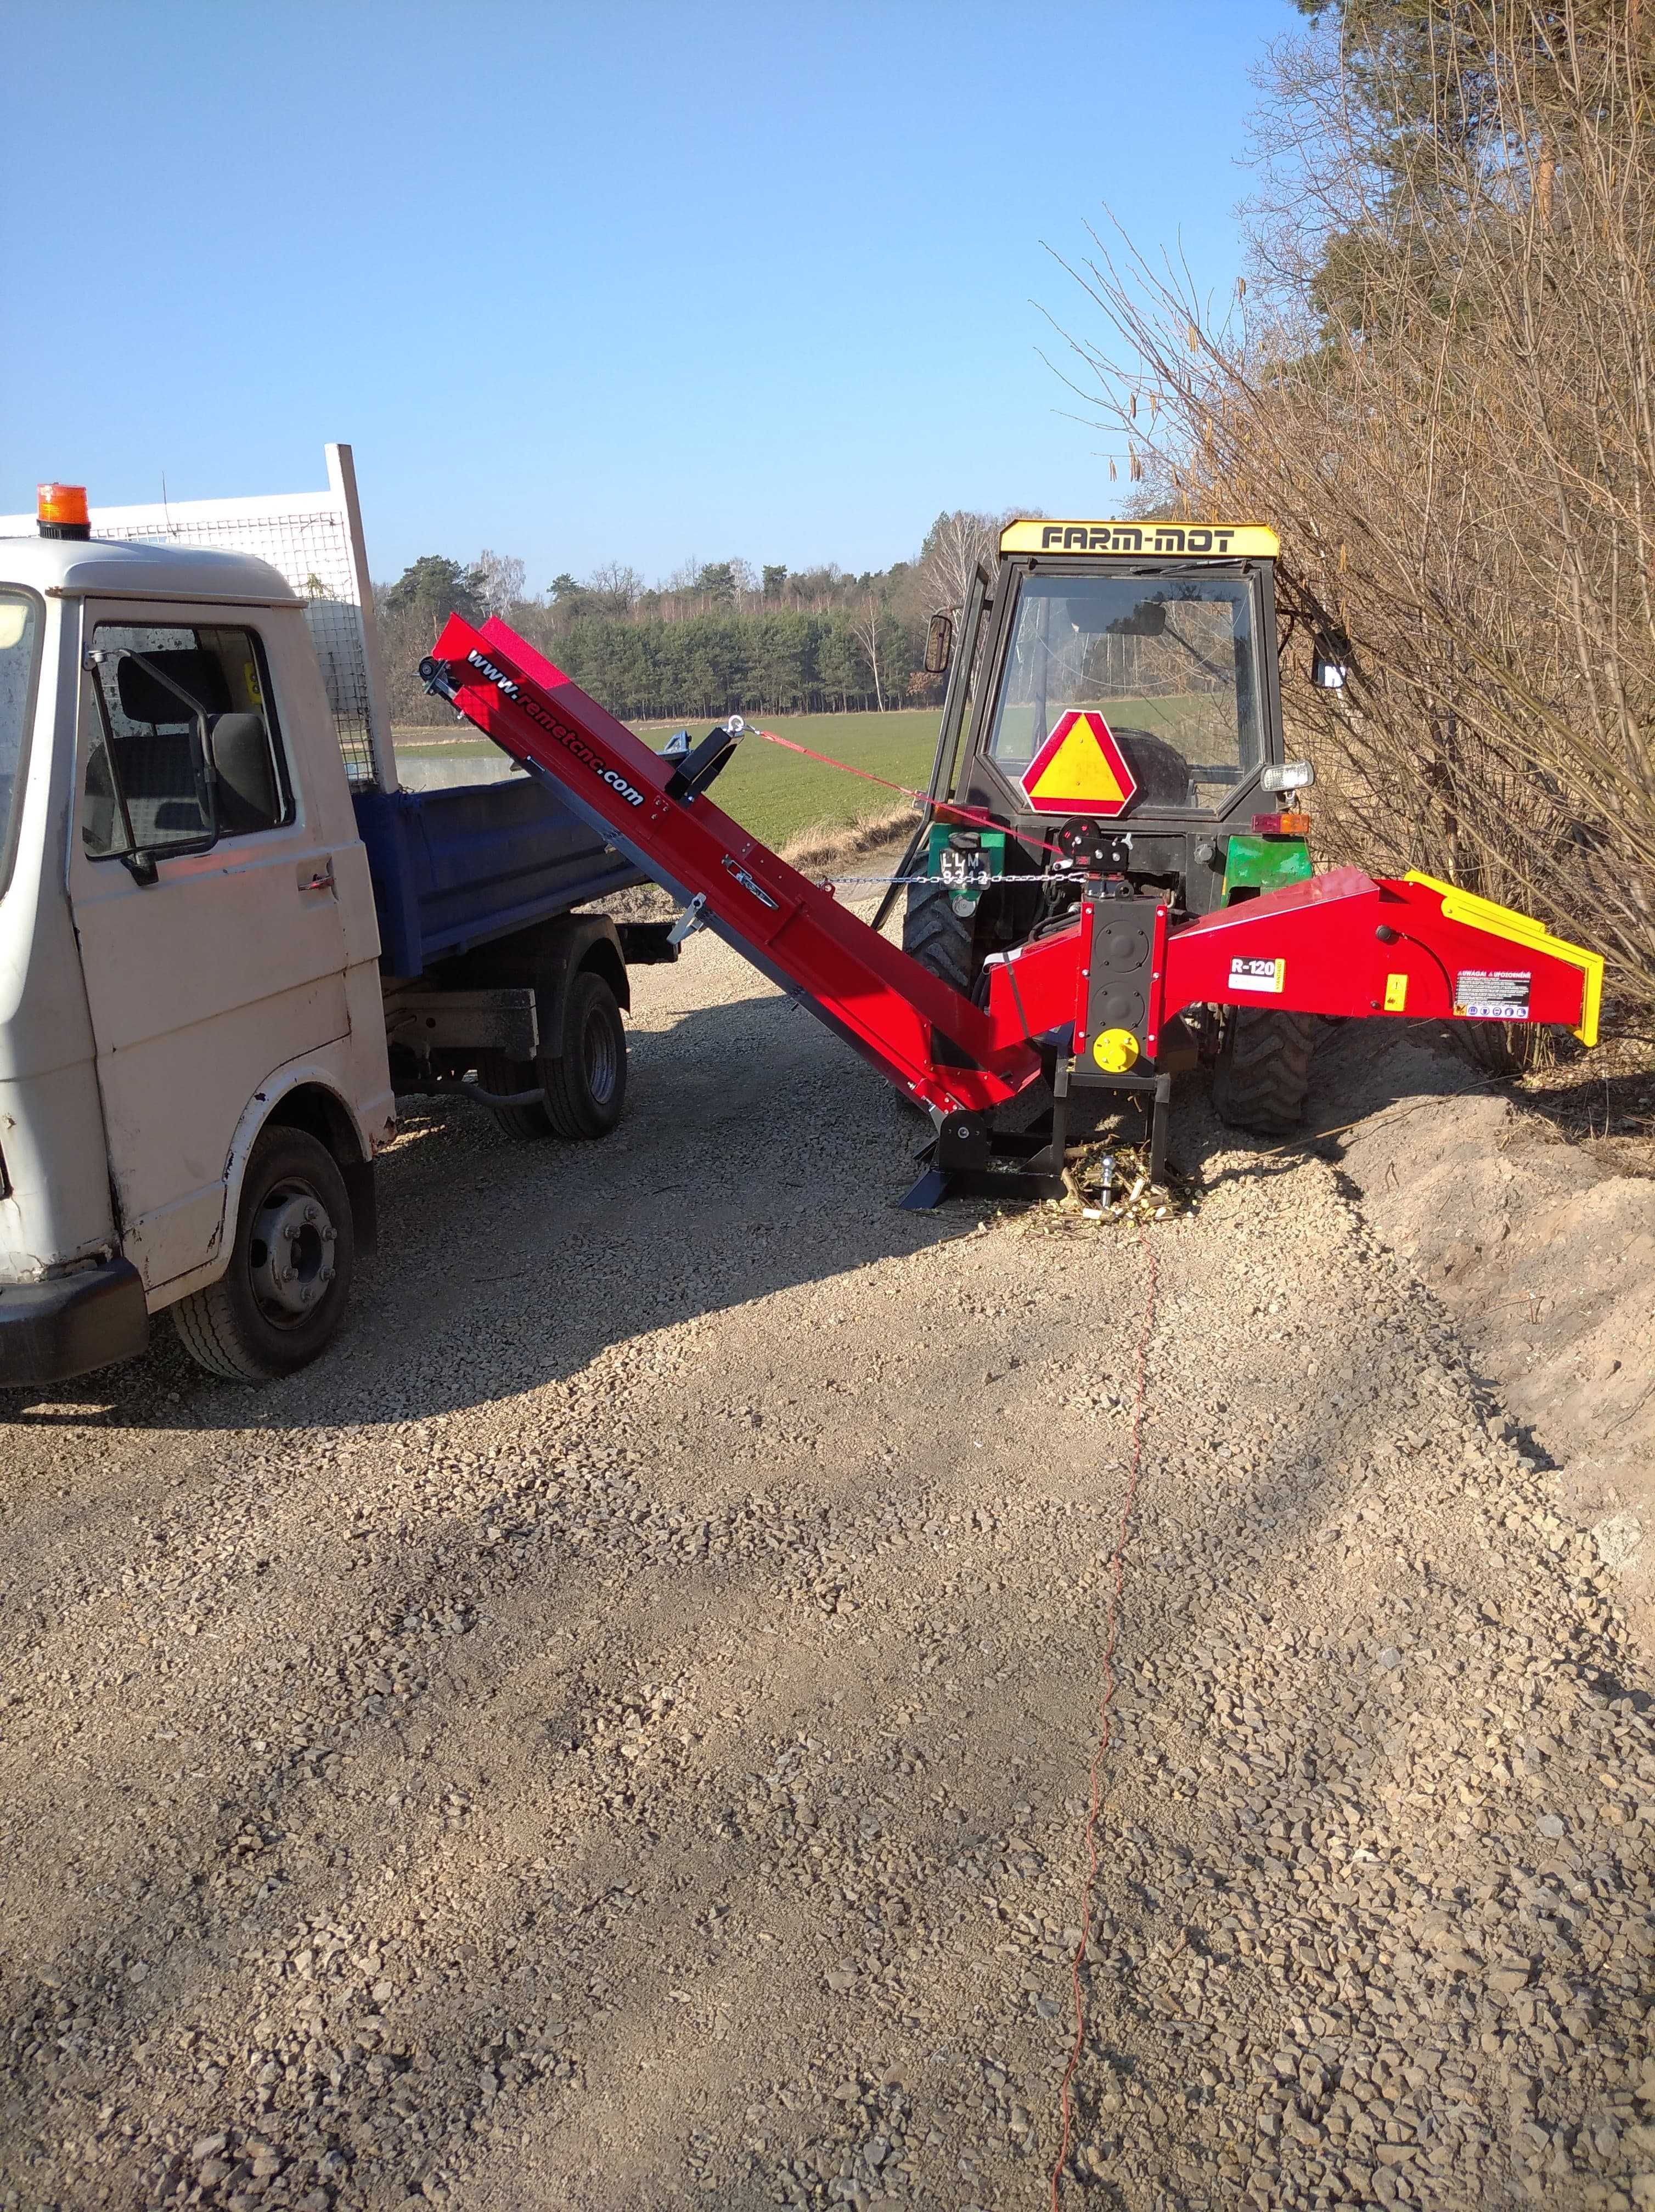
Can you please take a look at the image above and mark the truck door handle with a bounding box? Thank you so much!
[298,859,335,894]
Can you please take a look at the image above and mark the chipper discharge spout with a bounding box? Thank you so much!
[420,613,1603,1207]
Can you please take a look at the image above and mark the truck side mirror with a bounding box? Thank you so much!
[924,612,954,676]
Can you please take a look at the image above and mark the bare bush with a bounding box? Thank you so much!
[919,510,1023,616]
[1048,1,1655,1011]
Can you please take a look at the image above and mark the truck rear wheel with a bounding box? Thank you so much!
[479,1057,554,1142]
[902,878,976,994]
[1211,1007,1319,1135]
[171,1127,355,1383]
[543,970,627,1138]
[482,967,628,1143]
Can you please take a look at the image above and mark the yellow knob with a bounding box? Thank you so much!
[1091,1027,1141,1073]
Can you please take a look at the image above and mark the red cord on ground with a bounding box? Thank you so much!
[1049,1221,1159,2210]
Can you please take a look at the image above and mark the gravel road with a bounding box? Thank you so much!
[2,899,1652,2212]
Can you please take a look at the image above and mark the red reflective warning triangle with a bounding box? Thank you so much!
[1021,709,1137,817]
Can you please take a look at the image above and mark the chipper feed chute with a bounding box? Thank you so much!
[420,615,1603,1204]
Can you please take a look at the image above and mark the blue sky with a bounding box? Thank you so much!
[3,1,1296,588]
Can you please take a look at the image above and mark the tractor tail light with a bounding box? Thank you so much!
[1252,811,1312,837]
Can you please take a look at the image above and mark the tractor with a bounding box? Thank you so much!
[882,520,1332,1137]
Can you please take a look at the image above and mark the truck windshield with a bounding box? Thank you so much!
[987,572,1263,812]
[0,592,41,895]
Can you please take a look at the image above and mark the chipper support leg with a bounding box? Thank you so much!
[899,1062,1073,1211]
[1149,1072,1172,1189]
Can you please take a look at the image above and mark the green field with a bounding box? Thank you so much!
[645,709,938,848]
[394,708,940,851]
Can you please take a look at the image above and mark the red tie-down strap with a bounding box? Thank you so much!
[424,615,1046,1117]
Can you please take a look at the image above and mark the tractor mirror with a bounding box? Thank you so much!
[1110,600,1168,639]
[1310,636,1349,690]
[924,612,954,675]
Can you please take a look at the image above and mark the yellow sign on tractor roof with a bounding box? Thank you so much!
[1021,710,1138,817]
[1000,519,1280,559]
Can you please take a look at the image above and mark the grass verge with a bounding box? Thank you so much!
[393,708,940,852]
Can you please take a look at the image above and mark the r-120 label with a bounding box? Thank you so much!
[1229,956,1285,994]
[1454,969,1531,1019]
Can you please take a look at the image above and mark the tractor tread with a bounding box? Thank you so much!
[1212,1007,1319,1133]
[902,878,975,995]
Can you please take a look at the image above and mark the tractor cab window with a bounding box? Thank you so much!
[986,573,1262,812]
[81,622,292,863]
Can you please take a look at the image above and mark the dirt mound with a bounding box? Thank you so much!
[1317,1021,1655,1647]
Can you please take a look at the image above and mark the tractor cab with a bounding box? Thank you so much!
[900,521,1319,1002]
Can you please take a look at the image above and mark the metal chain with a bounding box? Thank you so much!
[820,871,1074,887]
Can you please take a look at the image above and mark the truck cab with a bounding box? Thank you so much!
[0,452,661,1389]
[0,531,392,1384]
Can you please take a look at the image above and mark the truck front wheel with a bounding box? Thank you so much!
[171,1127,356,1382]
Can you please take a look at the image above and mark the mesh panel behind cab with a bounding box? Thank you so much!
[86,512,379,788]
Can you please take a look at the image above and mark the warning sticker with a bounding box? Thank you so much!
[1229,956,1285,995]
[1454,969,1532,1019]
[1020,710,1138,818]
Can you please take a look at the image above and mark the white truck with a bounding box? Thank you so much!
[0,449,671,1387]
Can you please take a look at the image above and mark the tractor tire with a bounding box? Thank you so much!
[902,877,976,994]
[171,1127,354,1383]
[1211,1007,1319,1134]
[480,967,628,1143]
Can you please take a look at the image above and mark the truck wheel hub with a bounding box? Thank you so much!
[249,1184,335,1320]
[583,1008,619,1107]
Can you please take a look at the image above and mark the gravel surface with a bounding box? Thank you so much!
[1322,1019,1655,1661]
[2,904,1652,2212]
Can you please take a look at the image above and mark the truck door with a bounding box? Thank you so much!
[67,607,355,1295]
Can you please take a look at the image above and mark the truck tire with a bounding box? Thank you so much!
[902,878,975,994]
[171,1127,355,1383]
[481,967,628,1143]
[478,1057,554,1142]
[543,969,627,1139]
[1211,1007,1318,1135]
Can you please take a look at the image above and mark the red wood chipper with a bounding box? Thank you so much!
[419,520,1602,1206]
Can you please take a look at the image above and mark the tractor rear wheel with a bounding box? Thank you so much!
[902,878,976,994]
[1212,1007,1318,1134]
